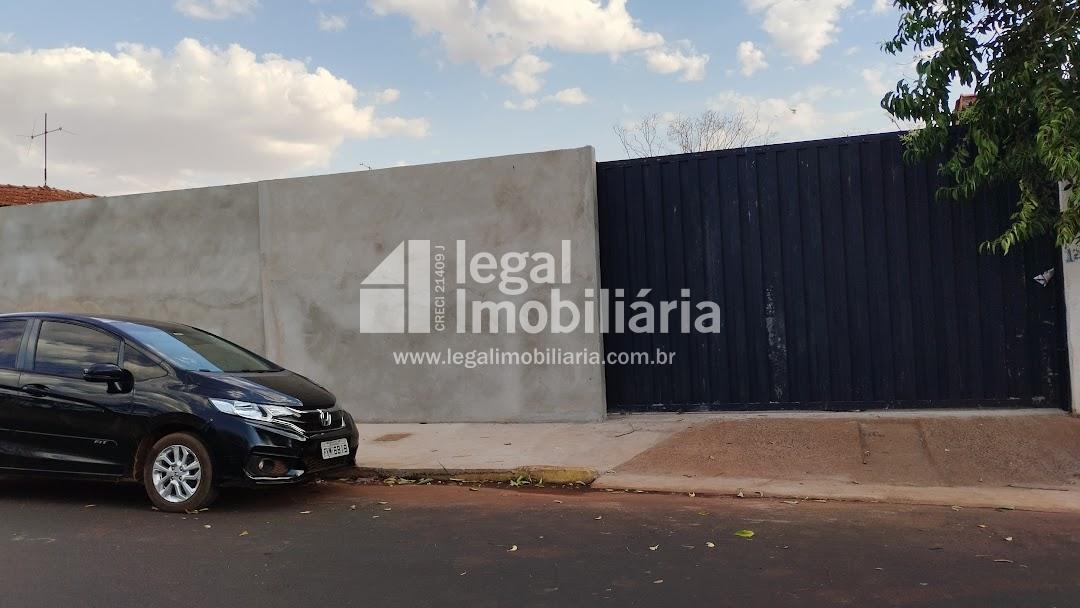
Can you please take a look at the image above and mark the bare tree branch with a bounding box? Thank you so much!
[616,109,775,159]
[613,113,668,158]
[667,109,771,153]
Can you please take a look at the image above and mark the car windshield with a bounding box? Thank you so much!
[115,322,280,373]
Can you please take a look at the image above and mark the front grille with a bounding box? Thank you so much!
[287,409,345,434]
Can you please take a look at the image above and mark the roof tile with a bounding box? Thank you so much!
[0,184,96,207]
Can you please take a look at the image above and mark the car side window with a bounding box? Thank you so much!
[124,345,168,382]
[0,320,26,370]
[34,321,120,378]
[0,319,26,371]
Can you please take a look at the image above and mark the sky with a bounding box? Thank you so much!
[0,0,932,196]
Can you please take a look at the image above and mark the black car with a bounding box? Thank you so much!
[0,312,358,512]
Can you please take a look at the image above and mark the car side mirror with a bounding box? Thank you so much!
[84,363,134,393]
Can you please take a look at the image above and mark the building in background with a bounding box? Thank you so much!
[0,184,94,207]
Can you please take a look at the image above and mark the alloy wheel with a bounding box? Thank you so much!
[151,444,202,503]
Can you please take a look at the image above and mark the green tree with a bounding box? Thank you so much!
[881,1,1078,252]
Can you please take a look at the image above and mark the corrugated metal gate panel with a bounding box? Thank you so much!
[597,132,1068,411]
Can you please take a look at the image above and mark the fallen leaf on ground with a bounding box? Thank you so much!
[1004,537,1013,542]
[299,511,311,514]
[378,501,388,505]
[734,529,755,539]
[239,531,249,537]
[994,559,1014,564]
[84,505,96,508]
[350,505,357,510]
[977,524,987,528]
[653,580,663,584]
[649,544,660,551]
[508,545,518,552]
[595,516,602,520]
[951,505,963,511]
[736,490,744,498]
[553,500,563,504]
[469,487,480,492]
[705,542,716,548]
[688,492,695,498]
[203,525,212,529]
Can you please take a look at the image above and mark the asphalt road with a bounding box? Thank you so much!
[1,477,1078,607]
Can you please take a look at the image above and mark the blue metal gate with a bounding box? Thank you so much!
[597,131,1068,411]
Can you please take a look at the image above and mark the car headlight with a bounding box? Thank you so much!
[209,398,303,431]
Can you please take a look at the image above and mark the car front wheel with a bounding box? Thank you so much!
[143,432,217,512]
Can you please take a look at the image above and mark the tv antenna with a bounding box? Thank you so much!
[23,113,66,187]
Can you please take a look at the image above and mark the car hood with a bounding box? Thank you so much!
[192,370,336,410]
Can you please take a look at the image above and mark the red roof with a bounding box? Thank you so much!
[0,184,95,207]
[954,94,977,114]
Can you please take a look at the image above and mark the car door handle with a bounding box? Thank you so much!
[20,384,51,397]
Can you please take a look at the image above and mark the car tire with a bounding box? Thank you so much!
[142,432,217,512]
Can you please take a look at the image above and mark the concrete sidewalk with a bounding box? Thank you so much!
[354,409,1080,513]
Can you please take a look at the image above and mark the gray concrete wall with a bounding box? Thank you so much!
[1060,181,1080,414]
[0,147,605,422]
[0,184,266,350]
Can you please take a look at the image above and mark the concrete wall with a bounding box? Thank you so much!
[1060,181,1080,414]
[0,147,605,422]
[0,184,265,350]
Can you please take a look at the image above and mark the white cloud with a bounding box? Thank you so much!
[317,12,349,32]
[642,43,709,82]
[374,88,401,104]
[736,41,767,76]
[744,0,854,64]
[871,0,891,13]
[545,87,589,105]
[369,0,707,85]
[860,67,888,95]
[504,86,590,110]
[500,53,550,95]
[0,39,428,195]
[708,87,884,141]
[504,98,539,111]
[174,0,257,20]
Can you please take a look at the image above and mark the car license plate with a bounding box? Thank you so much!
[320,438,350,460]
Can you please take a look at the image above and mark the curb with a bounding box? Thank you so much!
[349,465,599,486]
[594,473,1080,514]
